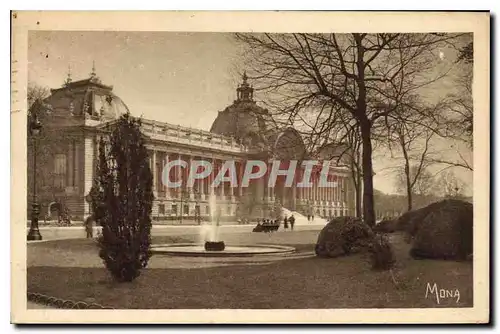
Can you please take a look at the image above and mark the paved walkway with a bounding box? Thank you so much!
[27,221,326,242]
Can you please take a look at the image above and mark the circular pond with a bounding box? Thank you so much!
[151,243,296,257]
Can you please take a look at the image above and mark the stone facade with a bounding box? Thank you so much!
[27,72,356,223]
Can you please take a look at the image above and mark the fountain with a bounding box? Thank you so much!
[151,193,295,257]
[203,193,225,251]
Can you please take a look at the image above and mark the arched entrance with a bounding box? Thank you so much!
[272,128,306,211]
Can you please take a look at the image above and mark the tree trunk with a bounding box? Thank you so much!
[401,140,413,211]
[353,34,375,227]
[405,163,413,211]
[360,120,376,227]
[355,169,362,218]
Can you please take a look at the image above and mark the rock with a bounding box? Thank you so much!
[404,199,473,261]
[315,217,374,258]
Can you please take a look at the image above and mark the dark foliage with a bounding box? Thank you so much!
[315,217,374,258]
[407,199,473,261]
[369,234,396,270]
[457,41,473,64]
[90,113,154,282]
[373,219,398,233]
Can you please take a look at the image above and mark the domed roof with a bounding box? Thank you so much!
[210,73,278,147]
[91,90,130,120]
[45,65,130,120]
[272,127,307,159]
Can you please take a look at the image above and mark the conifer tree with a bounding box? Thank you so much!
[91,113,154,282]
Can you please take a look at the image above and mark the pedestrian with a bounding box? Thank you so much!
[289,214,295,231]
[283,216,289,230]
[85,215,94,239]
[307,214,310,221]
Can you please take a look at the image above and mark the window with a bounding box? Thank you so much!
[206,206,210,215]
[53,154,67,188]
[227,206,231,215]
[171,204,178,215]
[158,204,165,215]
[183,204,189,216]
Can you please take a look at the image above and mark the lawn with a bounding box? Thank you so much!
[27,231,473,309]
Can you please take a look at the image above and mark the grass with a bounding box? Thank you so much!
[27,231,473,309]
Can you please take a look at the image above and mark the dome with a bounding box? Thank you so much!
[272,127,306,159]
[45,65,130,120]
[210,73,278,148]
[91,91,130,120]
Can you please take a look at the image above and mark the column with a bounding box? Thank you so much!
[265,167,270,200]
[67,141,73,188]
[164,153,169,198]
[339,177,343,203]
[152,150,157,195]
[295,168,301,205]
[238,161,243,197]
[209,158,215,195]
[219,159,225,199]
[189,155,194,199]
[313,175,317,203]
[177,154,182,199]
[335,174,339,204]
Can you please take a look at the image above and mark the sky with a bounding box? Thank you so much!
[28,31,473,196]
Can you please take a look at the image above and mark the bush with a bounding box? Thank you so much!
[408,199,473,261]
[315,217,374,258]
[373,219,398,233]
[369,234,396,270]
[91,113,154,282]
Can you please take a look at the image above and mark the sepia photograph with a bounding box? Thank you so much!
[11,11,490,324]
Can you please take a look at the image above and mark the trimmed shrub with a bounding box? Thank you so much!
[369,234,396,270]
[90,113,154,282]
[407,199,473,261]
[315,217,374,258]
[373,219,398,233]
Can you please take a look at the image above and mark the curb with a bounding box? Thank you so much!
[27,292,114,309]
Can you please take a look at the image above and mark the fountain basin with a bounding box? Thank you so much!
[151,243,295,257]
[205,241,225,251]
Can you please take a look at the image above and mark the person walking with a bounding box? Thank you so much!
[289,214,295,231]
[283,216,289,230]
[85,215,94,239]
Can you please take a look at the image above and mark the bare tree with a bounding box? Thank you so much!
[381,96,438,211]
[426,35,473,170]
[395,165,434,199]
[236,33,457,226]
[434,170,466,198]
[28,83,49,109]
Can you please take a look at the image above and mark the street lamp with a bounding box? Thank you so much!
[27,110,43,241]
[193,187,201,225]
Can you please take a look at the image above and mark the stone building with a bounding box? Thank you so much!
[27,70,356,223]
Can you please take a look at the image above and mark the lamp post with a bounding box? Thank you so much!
[194,187,201,225]
[27,110,43,241]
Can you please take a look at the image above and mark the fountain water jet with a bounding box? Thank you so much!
[203,193,225,251]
